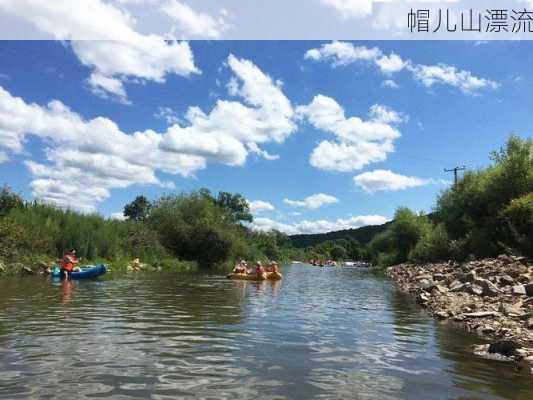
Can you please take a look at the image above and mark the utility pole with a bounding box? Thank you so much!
[444,166,466,186]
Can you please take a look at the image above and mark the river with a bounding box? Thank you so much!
[0,264,532,399]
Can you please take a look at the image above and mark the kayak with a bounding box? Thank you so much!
[51,264,107,280]
[227,271,283,281]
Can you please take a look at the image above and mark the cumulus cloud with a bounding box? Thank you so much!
[110,212,127,221]
[250,215,389,235]
[0,0,199,102]
[318,0,375,19]
[155,106,182,125]
[0,54,296,212]
[305,41,498,94]
[161,0,231,39]
[304,41,408,74]
[283,193,339,209]
[297,95,404,172]
[354,169,430,193]
[408,63,500,94]
[382,79,399,89]
[248,200,275,214]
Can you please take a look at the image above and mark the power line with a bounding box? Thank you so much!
[444,166,466,186]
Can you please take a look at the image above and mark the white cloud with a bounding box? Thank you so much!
[155,106,182,125]
[318,0,374,19]
[110,212,127,221]
[354,169,430,193]
[0,55,296,212]
[283,193,339,209]
[305,41,498,94]
[248,200,275,214]
[250,214,389,235]
[297,95,404,172]
[0,0,199,102]
[382,79,399,89]
[87,73,129,104]
[305,41,385,68]
[161,0,231,39]
[246,142,280,161]
[408,63,499,94]
[0,151,8,163]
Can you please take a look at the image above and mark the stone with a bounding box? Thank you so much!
[469,284,484,296]
[499,275,515,286]
[420,279,435,292]
[474,279,501,297]
[512,285,527,295]
[435,311,448,319]
[526,318,533,330]
[488,340,521,357]
[416,292,430,305]
[433,273,447,281]
[21,266,34,275]
[463,311,500,318]
[498,254,514,265]
[449,280,466,292]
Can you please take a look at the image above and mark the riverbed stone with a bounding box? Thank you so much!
[488,340,522,357]
[512,285,527,295]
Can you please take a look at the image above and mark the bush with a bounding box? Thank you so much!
[436,135,532,258]
[500,193,533,257]
[409,223,450,263]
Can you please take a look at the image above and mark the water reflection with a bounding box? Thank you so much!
[0,266,531,399]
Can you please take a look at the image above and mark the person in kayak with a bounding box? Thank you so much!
[266,261,279,273]
[60,249,80,279]
[255,261,265,276]
[233,260,248,274]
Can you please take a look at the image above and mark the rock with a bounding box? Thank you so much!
[469,284,484,296]
[0,262,5,273]
[473,278,501,297]
[463,311,500,318]
[460,270,477,283]
[433,273,447,281]
[512,285,527,295]
[499,275,515,286]
[526,318,533,330]
[488,340,522,357]
[21,266,34,275]
[416,292,430,305]
[449,280,466,292]
[498,254,514,265]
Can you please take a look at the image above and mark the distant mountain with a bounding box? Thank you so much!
[289,221,392,248]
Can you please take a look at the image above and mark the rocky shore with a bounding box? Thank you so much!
[387,254,533,373]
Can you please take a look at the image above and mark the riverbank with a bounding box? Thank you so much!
[0,257,198,276]
[387,255,533,373]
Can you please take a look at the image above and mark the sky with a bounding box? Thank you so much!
[1,38,532,235]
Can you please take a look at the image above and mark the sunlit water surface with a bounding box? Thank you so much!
[1,264,532,399]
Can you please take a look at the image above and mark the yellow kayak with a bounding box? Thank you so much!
[227,272,283,281]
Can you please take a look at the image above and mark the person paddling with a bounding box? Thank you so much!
[60,249,80,279]
[255,261,265,276]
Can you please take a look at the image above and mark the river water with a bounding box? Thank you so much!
[0,264,532,399]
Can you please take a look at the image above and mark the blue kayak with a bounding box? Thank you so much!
[51,264,107,280]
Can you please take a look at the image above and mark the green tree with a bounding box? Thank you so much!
[0,186,24,216]
[330,245,348,261]
[215,192,253,223]
[124,195,152,221]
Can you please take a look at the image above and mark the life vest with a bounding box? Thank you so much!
[61,253,78,271]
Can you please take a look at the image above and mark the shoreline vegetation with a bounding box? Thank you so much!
[0,135,531,277]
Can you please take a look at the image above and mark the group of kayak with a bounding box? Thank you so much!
[227,260,283,281]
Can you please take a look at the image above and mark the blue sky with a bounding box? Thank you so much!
[0,40,531,234]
